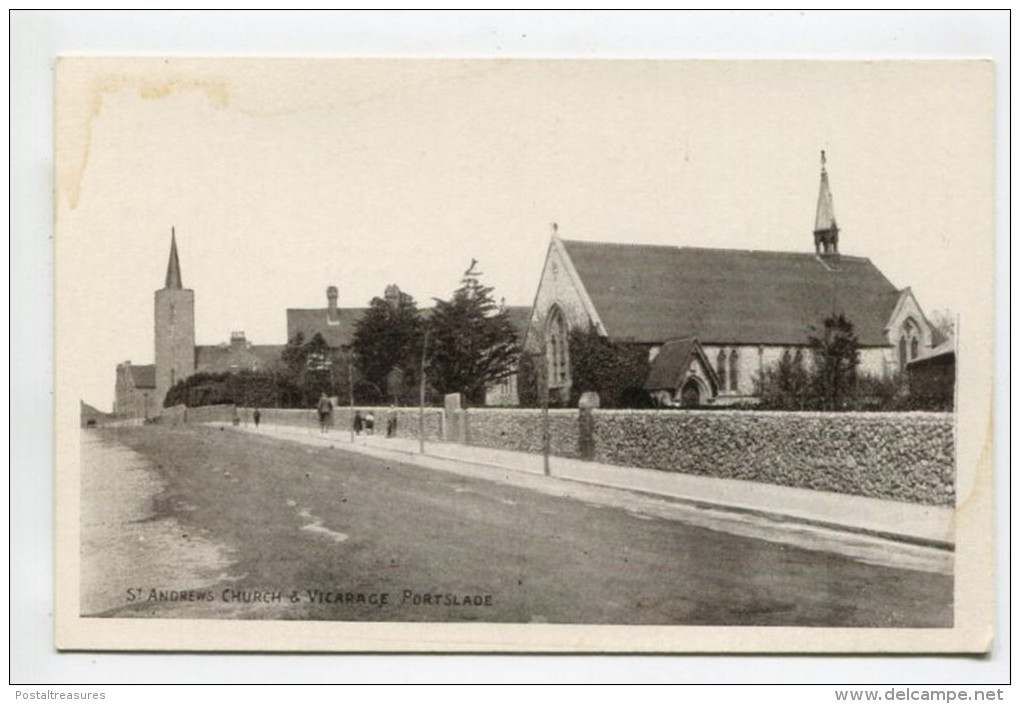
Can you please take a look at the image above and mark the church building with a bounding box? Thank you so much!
[523,154,938,407]
[114,231,282,417]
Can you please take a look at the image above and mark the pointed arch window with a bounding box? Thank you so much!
[729,349,739,392]
[910,338,919,361]
[898,337,908,372]
[716,349,727,392]
[546,306,570,388]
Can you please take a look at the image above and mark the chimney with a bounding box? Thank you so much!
[384,284,401,311]
[327,286,339,323]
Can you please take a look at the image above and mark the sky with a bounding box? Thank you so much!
[55,58,993,411]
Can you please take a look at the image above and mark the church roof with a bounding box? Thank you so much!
[908,338,955,366]
[561,239,901,347]
[644,337,717,391]
[130,364,156,388]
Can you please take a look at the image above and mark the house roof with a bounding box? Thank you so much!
[130,364,156,388]
[286,308,370,349]
[194,343,284,373]
[288,304,532,350]
[503,306,533,341]
[561,239,901,347]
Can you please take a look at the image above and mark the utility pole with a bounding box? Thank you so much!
[347,353,355,443]
[536,325,551,477]
[418,324,430,453]
[419,327,430,455]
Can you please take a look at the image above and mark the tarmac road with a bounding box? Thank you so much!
[80,425,953,626]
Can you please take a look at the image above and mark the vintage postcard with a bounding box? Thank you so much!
[55,58,995,652]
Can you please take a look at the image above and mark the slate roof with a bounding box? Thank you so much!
[645,338,705,391]
[194,344,284,373]
[288,305,533,350]
[907,338,955,366]
[130,364,156,388]
[503,306,534,341]
[286,308,371,349]
[562,240,901,347]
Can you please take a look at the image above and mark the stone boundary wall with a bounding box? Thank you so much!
[591,409,954,506]
[158,404,234,425]
[452,408,582,458]
[160,402,953,505]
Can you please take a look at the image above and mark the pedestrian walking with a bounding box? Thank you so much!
[386,405,397,438]
[365,411,376,435]
[353,410,364,436]
[317,393,333,433]
[253,408,261,428]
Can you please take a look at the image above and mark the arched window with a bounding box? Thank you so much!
[546,306,570,388]
[716,349,727,392]
[729,349,739,392]
[910,338,919,360]
[898,337,907,372]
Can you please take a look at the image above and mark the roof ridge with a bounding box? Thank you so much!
[563,238,871,261]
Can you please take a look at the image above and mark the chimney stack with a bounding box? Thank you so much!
[326,286,339,323]
[384,284,401,311]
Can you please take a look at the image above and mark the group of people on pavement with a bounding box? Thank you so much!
[230,394,402,437]
[317,393,395,437]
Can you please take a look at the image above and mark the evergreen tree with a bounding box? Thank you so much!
[427,262,520,404]
[809,313,860,410]
[351,288,424,402]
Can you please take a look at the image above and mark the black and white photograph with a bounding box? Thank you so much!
[52,56,994,653]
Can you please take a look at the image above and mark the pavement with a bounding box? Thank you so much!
[224,421,955,552]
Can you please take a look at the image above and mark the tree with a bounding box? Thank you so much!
[426,262,520,405]
[808,313,860,410]
[278,332,339,406]
[756,347,811,410]
[929,309,956,344]
[351,288,424,403]
[567,325,650,408]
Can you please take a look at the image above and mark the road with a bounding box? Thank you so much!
[80,425,953,626]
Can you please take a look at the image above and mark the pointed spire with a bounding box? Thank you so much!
[165,227,183,289]
[813,151,839,255]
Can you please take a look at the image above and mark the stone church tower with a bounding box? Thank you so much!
[154,230,195,409]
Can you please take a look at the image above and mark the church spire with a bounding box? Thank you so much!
[813,150,839,255]
[165,228,183,289]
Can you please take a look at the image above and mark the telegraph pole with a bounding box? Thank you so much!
[537,326,551,477]
[347,354,355,443]
[419,327,431,455]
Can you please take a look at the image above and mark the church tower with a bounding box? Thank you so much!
[813,150,840,255]
[154,229,195,410]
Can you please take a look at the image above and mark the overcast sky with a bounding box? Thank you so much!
[56,58,992,411]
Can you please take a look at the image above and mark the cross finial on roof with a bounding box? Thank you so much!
[821,149,827,171]
[165,227,183,289]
